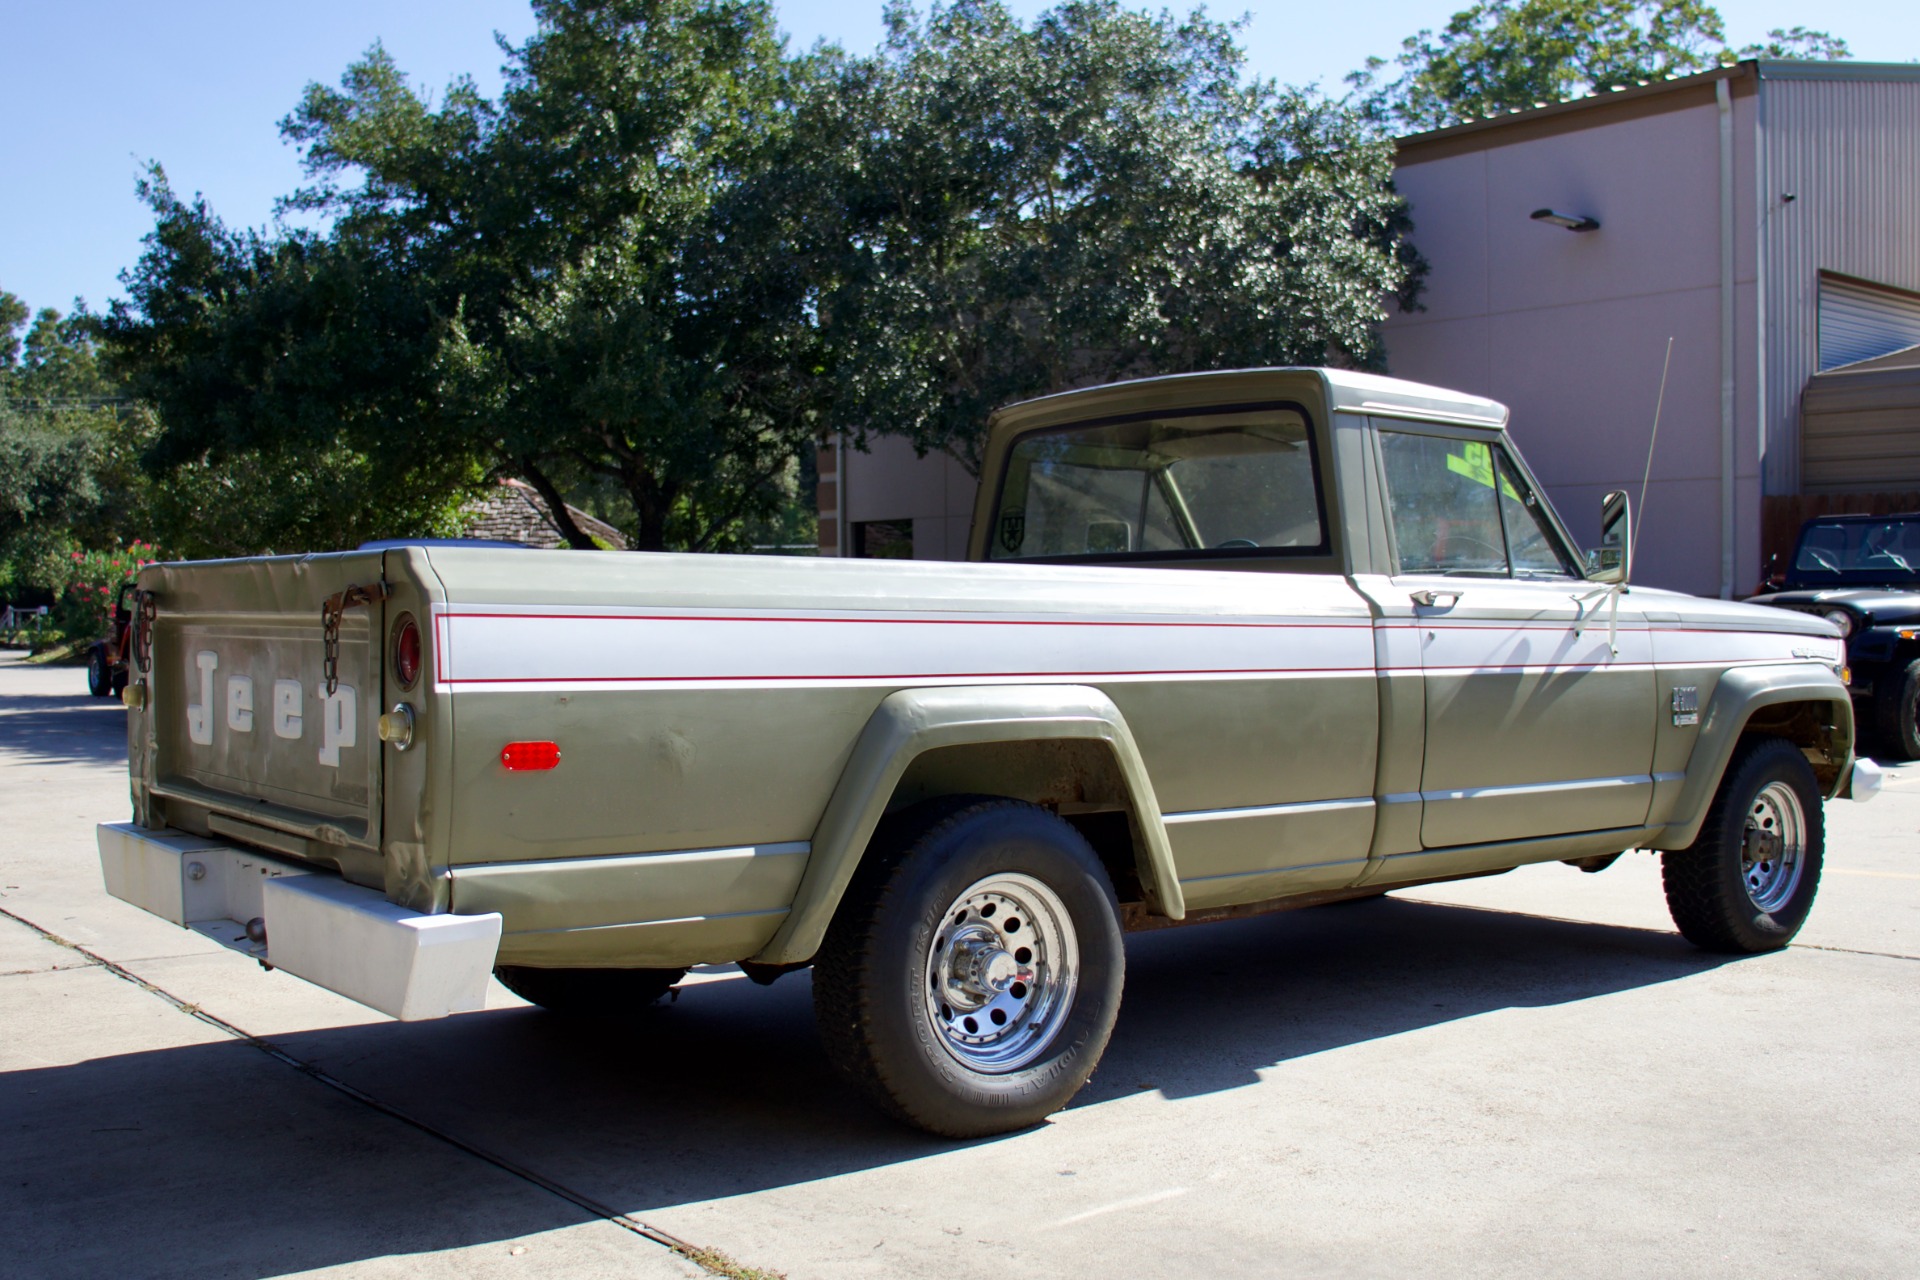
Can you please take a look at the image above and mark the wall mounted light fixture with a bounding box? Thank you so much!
[1531,208,1600,232]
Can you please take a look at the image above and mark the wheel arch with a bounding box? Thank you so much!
[750,684,1182,966]
[1653,665,1852,850]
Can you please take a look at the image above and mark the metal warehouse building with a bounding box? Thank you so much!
[819,59,1920,598]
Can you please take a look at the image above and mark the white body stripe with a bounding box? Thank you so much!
[433,606,1377,692]
[1652,628,1843,667]
[1412,618,1654,673]
[1371,622,1838,674]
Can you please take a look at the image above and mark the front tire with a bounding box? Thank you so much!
[494,965,686,1015]
[1661,737,1823,953]
[1873,658,1920,761]
[813,797,1125,1138]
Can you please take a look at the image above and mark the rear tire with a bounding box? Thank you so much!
[1661,737,1823,953]
[813,797,1125,1138]
[1872,658,1920,761]
[494,965,686,1015]
[87,646,112,698]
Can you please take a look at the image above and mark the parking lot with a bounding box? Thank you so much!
[2,649,1917,1280]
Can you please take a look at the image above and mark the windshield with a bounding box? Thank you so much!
[1791,519,1920,582]
[988,407,1324,561]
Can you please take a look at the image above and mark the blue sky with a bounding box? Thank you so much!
[3,1,1915,317]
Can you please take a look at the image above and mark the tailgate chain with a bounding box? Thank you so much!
[321,583,391,695]
[131,588,157,674]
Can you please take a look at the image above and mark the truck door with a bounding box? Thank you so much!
[1370,426,1657,849]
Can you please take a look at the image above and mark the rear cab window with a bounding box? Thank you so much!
[987,405,1328,563]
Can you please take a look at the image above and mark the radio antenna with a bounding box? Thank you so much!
[1636,337,1674,543]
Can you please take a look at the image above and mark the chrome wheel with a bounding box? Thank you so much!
[1741,780,1807,914]
[924,872,1079,1073]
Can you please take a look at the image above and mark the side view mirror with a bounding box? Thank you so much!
[1586,490,1631,584]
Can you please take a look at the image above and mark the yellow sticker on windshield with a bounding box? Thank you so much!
[1446,444,1521,500]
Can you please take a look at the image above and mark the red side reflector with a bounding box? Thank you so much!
[501,741,561,771]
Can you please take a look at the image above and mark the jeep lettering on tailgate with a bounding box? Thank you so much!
[183,648,357,766]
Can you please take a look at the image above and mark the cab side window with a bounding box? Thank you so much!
[1379,431,1575,578]
[1494,450,1577,577]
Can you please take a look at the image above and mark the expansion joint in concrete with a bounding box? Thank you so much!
[0,903,783,1280]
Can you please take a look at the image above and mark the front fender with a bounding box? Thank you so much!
[750,684,1181,966]
[1654,664,1852,850]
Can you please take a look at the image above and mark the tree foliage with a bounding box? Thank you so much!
[102,169,483,557]
[1351,0,1851,133]
[101,0,1422,549]
[1,289,131,608]
[820,1,1421,471]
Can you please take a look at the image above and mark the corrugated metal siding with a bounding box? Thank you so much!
[1760,77,1920,494]
[1802,364,1920,492]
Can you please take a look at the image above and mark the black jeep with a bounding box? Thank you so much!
[1752,512,1920,758]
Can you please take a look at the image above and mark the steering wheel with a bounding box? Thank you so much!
[1213,538,1260,550]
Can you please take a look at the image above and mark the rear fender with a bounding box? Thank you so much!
[750,684,1180,966]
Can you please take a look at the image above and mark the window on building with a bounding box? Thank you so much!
[1819,274,1920,371]
[855,519,914,559]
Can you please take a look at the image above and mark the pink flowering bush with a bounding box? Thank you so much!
[54,541,164,638]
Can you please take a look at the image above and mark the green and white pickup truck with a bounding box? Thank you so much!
[99,367,1881,1136]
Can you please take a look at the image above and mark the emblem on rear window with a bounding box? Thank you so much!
[998,509,1026,553]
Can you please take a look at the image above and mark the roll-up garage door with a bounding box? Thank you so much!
[1820,275,1920,371]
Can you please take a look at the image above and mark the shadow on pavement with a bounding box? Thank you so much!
[1,896,1738,1278]
[0,690,128,767]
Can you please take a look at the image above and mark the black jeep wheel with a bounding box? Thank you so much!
[494,965,686,1015]
[1661,736,1823,953]
[86,646,113,698]
[813,797,1125,1138]
[1873,658,1920,761]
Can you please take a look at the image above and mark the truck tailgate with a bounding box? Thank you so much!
[138,551,389,863]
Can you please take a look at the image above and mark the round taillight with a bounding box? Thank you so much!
[392,614,422,689]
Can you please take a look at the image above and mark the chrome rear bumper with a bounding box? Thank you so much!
[97,822,501,1021]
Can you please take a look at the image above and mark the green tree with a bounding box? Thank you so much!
[104,171,484,556]
[0,291,28,372]
[818,1,1423,471]
[1351,0,1850,133]
[184,0,825,552]
[105,0,1422,548]
[0,286,130,609]
[108,1,831,553]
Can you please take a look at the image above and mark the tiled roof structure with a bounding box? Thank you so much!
[460,478,629,550]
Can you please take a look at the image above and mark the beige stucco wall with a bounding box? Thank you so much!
[1385,84,1764,598]
[826,434,978,560]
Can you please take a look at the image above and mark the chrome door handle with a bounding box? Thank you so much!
[1410,590,1461,608]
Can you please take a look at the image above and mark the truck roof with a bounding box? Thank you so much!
[986,367,1509,444]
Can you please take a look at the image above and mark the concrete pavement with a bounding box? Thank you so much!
[2,651,1916,1278]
